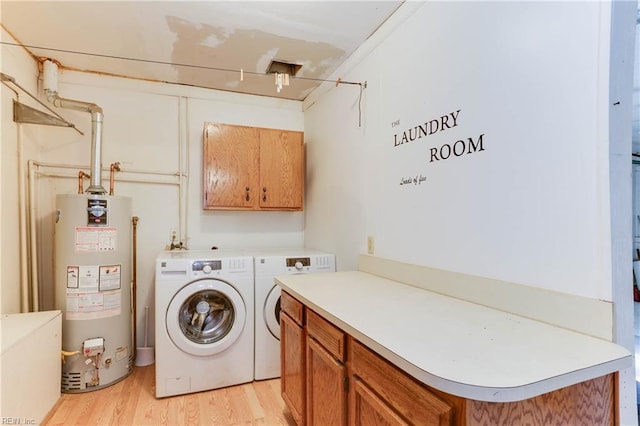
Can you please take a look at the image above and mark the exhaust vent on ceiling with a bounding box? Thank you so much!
[266,60,302,76]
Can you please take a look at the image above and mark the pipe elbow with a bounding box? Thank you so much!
[45,91,61,106]
[89,104,103,116]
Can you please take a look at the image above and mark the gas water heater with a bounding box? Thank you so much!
[45,59,133,392]
[55,194,133,392]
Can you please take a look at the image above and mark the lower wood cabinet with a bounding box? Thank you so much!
[280,294,306,425]
[307,337,347,425]
[306,309,347,425]
[280,291,616,426]
[350,378,409,426]
[349,338,460,426]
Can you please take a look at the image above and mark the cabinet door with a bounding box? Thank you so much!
[203,123,259,209]
[306,309,345,361]
[306,337,347,426]
[281,312,306,425]
[259,128,304,210]
[349,339,455,426]
[281,291,304,326]
[350,378,408,426]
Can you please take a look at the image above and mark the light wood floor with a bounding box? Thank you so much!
[42,365,296,426]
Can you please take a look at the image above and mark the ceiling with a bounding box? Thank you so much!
[0,1,403,101]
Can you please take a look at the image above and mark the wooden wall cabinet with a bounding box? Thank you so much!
[280,291,616,426]
[203,123,304,210]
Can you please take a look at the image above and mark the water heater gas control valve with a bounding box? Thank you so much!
[83,337,105,357]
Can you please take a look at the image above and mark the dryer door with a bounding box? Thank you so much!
[167,278,246,356]
[264,285,281,339]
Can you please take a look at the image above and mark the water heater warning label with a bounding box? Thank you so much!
[74,227,117,252]
[65,290,122,320]
[65,264,123,320]
[99,265,121,291]
[66,266,79,288]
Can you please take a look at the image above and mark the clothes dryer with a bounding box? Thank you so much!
[253,249,335,380]
[155,250,254,397]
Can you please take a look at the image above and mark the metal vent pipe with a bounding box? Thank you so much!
[43,60,106,194]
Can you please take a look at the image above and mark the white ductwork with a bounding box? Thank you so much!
[42,60,106,194]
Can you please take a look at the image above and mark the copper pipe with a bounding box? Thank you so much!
[109,162,121,195]
[77,171,90,194]
[132,216,139,361]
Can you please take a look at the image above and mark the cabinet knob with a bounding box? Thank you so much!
[263,187,267,202]
[245,186,250,201]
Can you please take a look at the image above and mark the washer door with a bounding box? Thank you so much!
[264,285,281,340]
[167,278,246,356]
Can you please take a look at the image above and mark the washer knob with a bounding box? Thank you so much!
[295,261,303,270]
[202,264,212,274]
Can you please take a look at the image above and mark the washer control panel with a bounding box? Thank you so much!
[157,253,253,281]
[192,260,222,275]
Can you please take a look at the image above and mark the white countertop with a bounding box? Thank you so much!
[275,271,632,402]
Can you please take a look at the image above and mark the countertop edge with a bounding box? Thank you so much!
[276,273,632,403]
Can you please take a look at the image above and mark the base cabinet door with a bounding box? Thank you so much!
[306,337,347,426]
[350,378,409,426]
[281,312,306,425]
[349,338,456,426]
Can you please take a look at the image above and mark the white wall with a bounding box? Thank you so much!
[1,28,40,313]
[305,2,637,421]
[305,1,617,301]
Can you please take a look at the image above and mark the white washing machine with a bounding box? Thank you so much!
[155,250,254,398]
[253,249,335,380]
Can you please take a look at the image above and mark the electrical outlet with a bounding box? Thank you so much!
[367,236,375,255]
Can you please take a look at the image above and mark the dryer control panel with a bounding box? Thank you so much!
[255,253,335,275]
[286,257,310,269]
[286,257,310,272]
